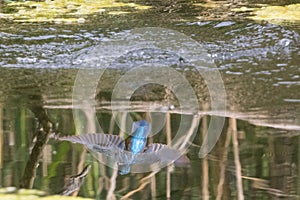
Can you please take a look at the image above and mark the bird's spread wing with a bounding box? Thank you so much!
[127,143,172,164]
[58,133,137,165]
[144,143,166,153]
[58,133,125,152]
[119,144,187,173]
[144,143,190,167]
[58,132,190,171]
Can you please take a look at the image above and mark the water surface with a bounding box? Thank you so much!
[0,0,300,199]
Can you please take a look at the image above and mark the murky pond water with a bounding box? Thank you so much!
[0,0,300,199]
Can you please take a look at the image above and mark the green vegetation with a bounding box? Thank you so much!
[249,4,300,23]
[0,0,151,23]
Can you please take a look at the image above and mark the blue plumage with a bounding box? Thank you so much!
[126,120,151,154]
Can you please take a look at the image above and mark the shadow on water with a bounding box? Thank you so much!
[0,0,300,199]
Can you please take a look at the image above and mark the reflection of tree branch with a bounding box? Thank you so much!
[230,118,244,200]
[166,112,171,199]
[241,175,287,196]
[80,106,108,197]
[105,113,127,200]
[173,115,200,151]
[201,115,209,200]
[216,119,231,200]
[20,98,57,188]
[121,171,158,200]
[106,163,118,200]
[150,175,156,200]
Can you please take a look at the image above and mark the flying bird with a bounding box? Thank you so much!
[58,120,190,174]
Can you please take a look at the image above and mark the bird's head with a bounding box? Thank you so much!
[131,120,151,138]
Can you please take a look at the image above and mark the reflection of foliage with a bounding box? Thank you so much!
[249,4,300,24]
[0,0,151,23]
[0,190,93,199]
[47,142,70,178]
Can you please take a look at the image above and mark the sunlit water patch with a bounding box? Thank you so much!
[0,0,151,23]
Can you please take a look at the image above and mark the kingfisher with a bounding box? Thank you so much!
[58,120,189,174]
[125,120,151,154]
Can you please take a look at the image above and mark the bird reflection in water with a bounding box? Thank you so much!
[59,120,190,174]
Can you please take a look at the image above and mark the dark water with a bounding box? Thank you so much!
[0,0,300,199]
